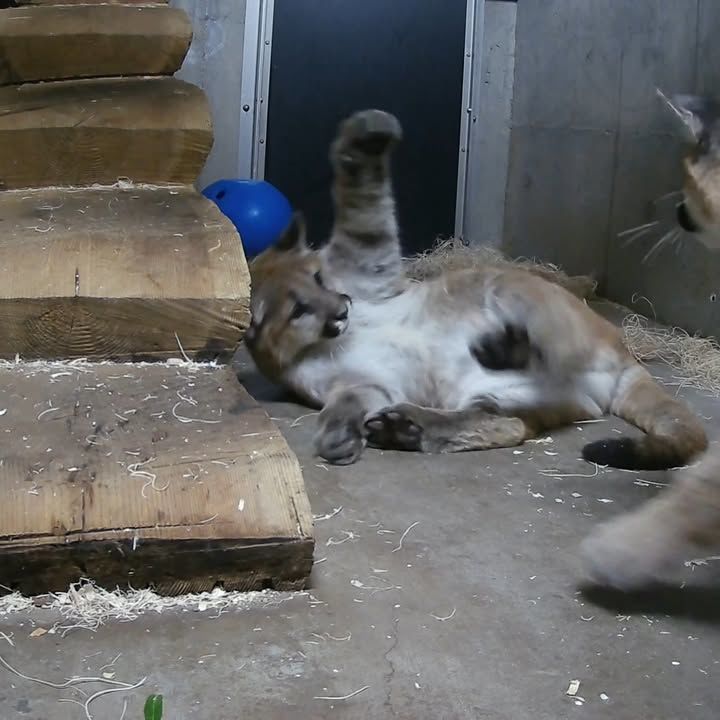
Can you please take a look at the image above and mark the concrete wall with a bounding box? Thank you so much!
[605,0,720,335]
[468,0,720,334]
[171,0,247,190]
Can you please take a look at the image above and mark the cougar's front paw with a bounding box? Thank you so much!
[471,323,538,371]
[314,415,365,465]
[581,510,691,591]
[364,405,423,451]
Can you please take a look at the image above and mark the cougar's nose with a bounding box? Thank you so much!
[322,323,343,338]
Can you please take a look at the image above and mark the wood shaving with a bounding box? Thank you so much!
[171,401,221,425]
[0,580,300,634]
[0,653,145,720]
[392,521,420,553]
[289,411,319,428]
[539,464,602,479]
[314,685,370,701]
[326,530,358,546]
[313,506,343,522]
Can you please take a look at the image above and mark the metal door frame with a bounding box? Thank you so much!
[237,0,275,180]
[455,0,485,240]
[238,0,484,239]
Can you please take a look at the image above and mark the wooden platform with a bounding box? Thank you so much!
[0,185,250,360]
[0,361,314,596]
[0,5,192,84]
[0,77,212,189]
[17,1,169,5]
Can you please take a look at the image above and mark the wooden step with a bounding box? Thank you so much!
[0,77,212,189]
[0,186,250,360]
[0,5,192,85]
[0,362,314,596]
[16,1,169,5]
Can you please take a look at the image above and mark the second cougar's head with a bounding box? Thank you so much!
[664,93,720,247]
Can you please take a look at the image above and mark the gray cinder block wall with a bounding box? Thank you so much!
[468,0,720,336]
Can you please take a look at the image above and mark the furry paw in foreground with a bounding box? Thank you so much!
[581,449,720,591]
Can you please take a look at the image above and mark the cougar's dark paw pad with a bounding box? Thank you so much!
[471,323,534,371]
[364,408,423,451]
[582,438,643,469]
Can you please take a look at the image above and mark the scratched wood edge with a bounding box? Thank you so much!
[0,426,314,596]
[0,538,315,596]
[0,361,314,596]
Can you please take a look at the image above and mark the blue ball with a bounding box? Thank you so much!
[202,179,293,258]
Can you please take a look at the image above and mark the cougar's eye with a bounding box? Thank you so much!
[290,300,311,320]
[313,271,323,286]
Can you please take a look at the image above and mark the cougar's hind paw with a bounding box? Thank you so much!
[339,110,402,156]
[364,406,423,451]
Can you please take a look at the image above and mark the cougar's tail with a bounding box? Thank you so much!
[582,367,707,470]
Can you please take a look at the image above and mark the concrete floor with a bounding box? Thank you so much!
[2,350,720,719]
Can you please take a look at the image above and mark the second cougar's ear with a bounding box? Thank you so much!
[275,212,309,254]
[658,89,717,142]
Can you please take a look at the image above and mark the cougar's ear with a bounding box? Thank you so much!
[275,212,308,253]
[658,89,715,140]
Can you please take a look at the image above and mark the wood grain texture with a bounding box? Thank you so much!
[0,362,314,596]
[0,77,212,188]
[0,186,251,360]
[0,5,192,85]
[17,1,169,5]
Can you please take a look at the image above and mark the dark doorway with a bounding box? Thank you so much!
[264,0,466,255]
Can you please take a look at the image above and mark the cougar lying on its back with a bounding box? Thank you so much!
[582,94,720,590]
[246,109,706,476]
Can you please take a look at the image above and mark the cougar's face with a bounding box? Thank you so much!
[667,94,720,248]
[246,214,351,376]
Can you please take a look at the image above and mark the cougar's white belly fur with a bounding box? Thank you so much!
[287,282,606,417]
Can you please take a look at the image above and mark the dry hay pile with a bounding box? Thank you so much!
[622,313,720,397]
[405,238,720,396]
[404,237,598,300]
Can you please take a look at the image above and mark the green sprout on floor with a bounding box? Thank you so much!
[144,694,163,720]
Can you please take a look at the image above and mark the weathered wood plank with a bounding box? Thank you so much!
[0,77,212,188]
[0,186,251,360]
[0,5,192,85]
[16,1,169,5]
[0,362,314,596]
